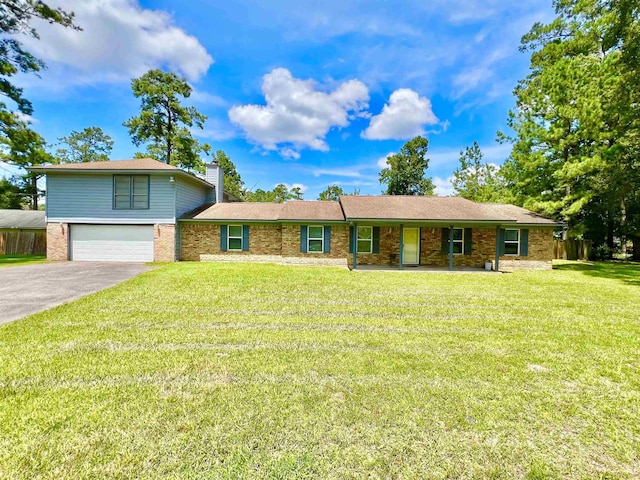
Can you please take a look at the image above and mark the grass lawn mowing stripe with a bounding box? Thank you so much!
[0,261,638,479]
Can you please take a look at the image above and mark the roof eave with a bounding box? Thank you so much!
[30,167,214,189]
[343,218,519,225]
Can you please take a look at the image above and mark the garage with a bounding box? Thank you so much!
[70,225,154,262]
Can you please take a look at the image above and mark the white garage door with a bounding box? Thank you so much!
[70,225,154,262]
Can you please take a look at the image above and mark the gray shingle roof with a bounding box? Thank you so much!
[280,201,344,221]
[183,197,558,226]
[339,195,512,221]
[478,203,559,225]
[191,203,284,221]
[0,210,46,229]
[188,201,345,222]
[30,158,179,171]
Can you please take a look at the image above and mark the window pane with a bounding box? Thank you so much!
[114,177,130,195]
[229,238,242,250]
[132,195,148,209]
[504,243,519,255]
[114,195,130,209]
[453,242,463,254]
[308,226,323,239]
[505,229,519,241]
[228,225,242,237]
[308,239,323,252]
[453,228,463,240]
[132,176,148,194]
[358,227,372,240]
[357,239,371,253]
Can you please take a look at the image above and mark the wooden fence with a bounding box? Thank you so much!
[0,230,47,255]
[553,239,592,260]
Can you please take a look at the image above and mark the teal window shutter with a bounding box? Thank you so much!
[441,228,450,254]
[520,229,529,256]
[372,227,380,254]
[242,225,249,251]
[349,226,355,253]
[498,228,506,255]
[323,226,331,253]
[464,228,472,255]
[300,226,308,253]
[220,225,228,252]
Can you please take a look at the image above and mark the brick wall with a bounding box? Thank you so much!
[46,222,68,261]
[497,228,554,271]
[355,226,401,265]
[420,227,496,268]
[180,223,554,269]
[353,226,555,268]
[281,224,350,259]
[181,223,350,262]
[180,223,282,260]
[181,223,220,261]
[154,224,176,262]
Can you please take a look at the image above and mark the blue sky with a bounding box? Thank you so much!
[4,0,554,199]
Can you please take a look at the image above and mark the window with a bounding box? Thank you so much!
[357,226,373,253]
[308,226,324,253]
[228,225,243,251]
[451,228,463,254]
[114,175,149,210]
[504,229,520,255]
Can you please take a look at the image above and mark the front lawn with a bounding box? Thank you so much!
[0,254,47,267]
[0,262,638,478]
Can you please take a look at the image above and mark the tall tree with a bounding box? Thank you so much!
[206,149,245,199]
[379,135,435,195]
[123,69,207,172]
[246,184,304,203]
[0,1,78,134]
[56,127,113,163]
[318,185,345,201]
[0,176,22,208]
[452,142,510,202]
[501,0,640,253]
[0,120,54,209]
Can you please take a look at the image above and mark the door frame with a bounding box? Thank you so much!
[402,227,420,265]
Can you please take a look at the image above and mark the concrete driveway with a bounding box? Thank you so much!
[0,262,152,325]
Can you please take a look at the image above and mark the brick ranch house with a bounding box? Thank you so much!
[32,159,558,271]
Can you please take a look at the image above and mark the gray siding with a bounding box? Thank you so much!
[175,177,210,217]
[46,173,176,222]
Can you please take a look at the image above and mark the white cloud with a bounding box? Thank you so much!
[283,183,308,193]
[433,176,455,196]
[228,68,369,156]
[22,0,213,84]
[362,89,439,140]
[312,167,364,178]
[376,152,395,169]
[280,148,301,160]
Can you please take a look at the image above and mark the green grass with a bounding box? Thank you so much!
[0,254,47,267]
[0,261,638,479]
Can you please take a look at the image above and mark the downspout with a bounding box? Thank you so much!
[352,223,357,270]
[449,225,454,271]
[495,225,500,272]
[399,225,404,270]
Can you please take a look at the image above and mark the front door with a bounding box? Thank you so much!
[403,228,420,265]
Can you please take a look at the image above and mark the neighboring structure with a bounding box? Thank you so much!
[0,209,46,255]
[33,159,559,270]
[181,196,558,271]
[30,158,227,262]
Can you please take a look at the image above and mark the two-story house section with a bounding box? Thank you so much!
[31,158,218,262]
